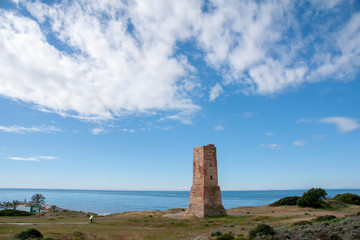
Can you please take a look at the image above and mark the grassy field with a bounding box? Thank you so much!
[1,203,360,240]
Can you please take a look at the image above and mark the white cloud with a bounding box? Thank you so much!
[214,125,224,131]
[0,125,60,134]
[265,131,273,136]
[122,128,135,133]
[260,144,281,149]
[92,128,106,135]
[9,155,57,162]
[160,109,197,125]
[297,118,313,123]
[9,157,39,162]
[209,83,223,101]
[293,140,307,146]
[241,112,254,118]
[37,156,57,160]
[320,117,359,133]
[0,1,358,121]
[309,13,360,82]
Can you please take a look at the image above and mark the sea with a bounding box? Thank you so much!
[1,188,360,215]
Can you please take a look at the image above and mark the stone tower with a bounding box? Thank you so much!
[184,144,226,218]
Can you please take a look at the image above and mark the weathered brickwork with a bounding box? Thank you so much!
[184,144,226,218]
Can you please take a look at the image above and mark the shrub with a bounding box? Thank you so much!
[249,224,275,239]
[216,233,235,240]
[297,188,327,208]
[13,228,43,240]
[73,231,85,239]
[333,193,360,205]
[211,230,223,237]
[313,215,337,222]
[0,209,30,216]
[271,196,300,206]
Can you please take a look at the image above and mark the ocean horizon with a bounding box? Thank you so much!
[1,188,360,215]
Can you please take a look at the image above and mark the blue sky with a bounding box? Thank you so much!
[0,0,359,190]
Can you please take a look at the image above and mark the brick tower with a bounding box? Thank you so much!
[184,144,226,218]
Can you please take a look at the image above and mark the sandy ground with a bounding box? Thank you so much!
[164,204,360,222]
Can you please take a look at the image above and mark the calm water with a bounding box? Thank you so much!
[1,188,360,215]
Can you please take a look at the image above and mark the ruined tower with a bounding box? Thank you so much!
[184,144,226,218]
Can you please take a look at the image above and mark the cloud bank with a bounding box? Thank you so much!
[0,0,358,121]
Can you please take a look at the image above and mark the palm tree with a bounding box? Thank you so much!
[12,200,21,210]
[1,201,12,210]
[31,194,46,205]
[50,205,57,213]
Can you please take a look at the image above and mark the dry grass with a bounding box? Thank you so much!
[1,203,359,240]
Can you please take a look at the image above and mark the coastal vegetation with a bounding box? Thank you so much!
[31,194,46,205]
[0,201,12,210]
[12,228,43,240]
[270,188,328,208]
[0,210,30,217]
[270,196,300,206]
[296,188,327,208]
[249,224,275,239]
[333,193,360,205]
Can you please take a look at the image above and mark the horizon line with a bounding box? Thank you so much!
[1,187,360,192]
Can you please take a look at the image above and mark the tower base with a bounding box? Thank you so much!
[184,185,227,218]
[184,203,226,218]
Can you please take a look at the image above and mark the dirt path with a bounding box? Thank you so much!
[0,222,89,225]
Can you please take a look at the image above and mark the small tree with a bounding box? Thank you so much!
[31,194,46,205]
[50,205,57,213]
[1,201,12,210]
[297,188,327,208]
[12,200,21,210]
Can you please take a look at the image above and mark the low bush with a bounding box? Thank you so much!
[0,209,30,216]
[333,193,360,205]
[215,233,235,240]
[211,230,223,237]
[313,215,337,222]
[249,223,275,239]
[297,188,327,208]
[271,196,300,206]
[13,228,43,240]
[72,231,85,239]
